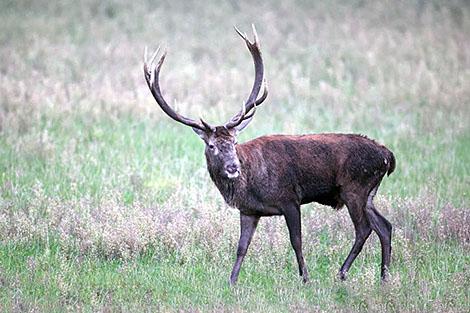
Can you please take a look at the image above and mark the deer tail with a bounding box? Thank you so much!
[386,150,396,176]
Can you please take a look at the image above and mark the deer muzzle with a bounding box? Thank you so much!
[225,163,240,179]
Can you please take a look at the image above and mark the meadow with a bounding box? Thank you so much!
[0,0,469,312]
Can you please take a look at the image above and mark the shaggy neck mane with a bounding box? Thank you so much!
[206,148,248,207]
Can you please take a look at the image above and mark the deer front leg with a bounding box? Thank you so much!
[284,204,309,283]
[229,213,260,285]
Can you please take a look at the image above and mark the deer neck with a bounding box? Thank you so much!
[206,154,247,208]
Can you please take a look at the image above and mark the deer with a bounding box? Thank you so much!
[143,25,396,285]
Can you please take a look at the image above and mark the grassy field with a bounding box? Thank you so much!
[0,0,469,312]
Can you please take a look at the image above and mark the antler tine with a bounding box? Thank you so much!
[251,24,259,46]
[200,118,214,131]
[143,47,209,131]
[225,25,266,130]
[233,26,247,42]
[247,79,266,114]
[143,46,160,74]
[225,79,268,129]
[226,79,267,124]
[255,79,268,105]
[234,25,260,50]
[229,100,259,132]
[243,101,257,120]
[149,47,161,66]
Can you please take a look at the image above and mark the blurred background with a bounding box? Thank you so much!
[0,0,469,311]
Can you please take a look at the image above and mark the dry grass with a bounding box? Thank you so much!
[1,183,468,261]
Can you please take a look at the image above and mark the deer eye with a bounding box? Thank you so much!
[208,144,215,150]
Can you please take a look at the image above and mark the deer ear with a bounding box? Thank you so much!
[192,127,208,141]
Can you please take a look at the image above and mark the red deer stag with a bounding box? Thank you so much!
[143,25,395,285]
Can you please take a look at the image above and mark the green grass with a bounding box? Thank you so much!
[0,0,469,311]
[1,239,468,312]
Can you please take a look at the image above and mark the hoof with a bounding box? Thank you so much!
[381,268,390,283]
[337,271,347,281]
[302,275,309,284]
[300,268,309,284]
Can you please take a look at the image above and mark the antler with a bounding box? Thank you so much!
[144,26,267,132]
[225,24,268,130]
[143,47,211,131]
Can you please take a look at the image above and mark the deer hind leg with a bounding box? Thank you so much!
[284,204,309,283]
[365,186,393,281]
[338,192,371,280]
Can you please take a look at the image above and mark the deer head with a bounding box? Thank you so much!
[143,25,267,179]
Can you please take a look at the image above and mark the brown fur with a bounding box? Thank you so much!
[143,27,396,284]
[208,133,394,216]
[202,130,395,284]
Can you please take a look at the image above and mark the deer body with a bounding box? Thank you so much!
[209,133,395,216]
[143,26,395,285]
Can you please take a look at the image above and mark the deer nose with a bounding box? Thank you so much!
[225,164,239,174]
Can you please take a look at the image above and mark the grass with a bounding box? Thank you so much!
[0,0,469,311]
[1,239,468,312]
